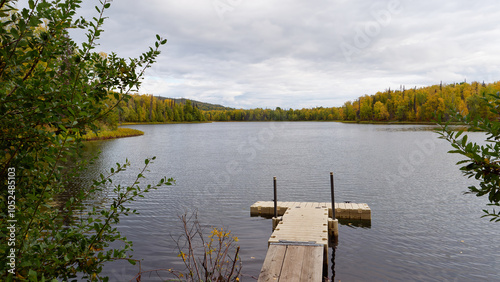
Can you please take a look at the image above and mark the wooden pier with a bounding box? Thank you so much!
[251,201,371,281]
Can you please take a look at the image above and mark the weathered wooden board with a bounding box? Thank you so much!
[258,244,323,282]
[258,244,287,281]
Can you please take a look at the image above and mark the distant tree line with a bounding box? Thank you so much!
[107,94,206,123]
[203,107,342,121]
[114,81,500,123]
[203,81,500,122]
[343,81,499,122]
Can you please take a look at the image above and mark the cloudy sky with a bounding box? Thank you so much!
[69,0,500,109]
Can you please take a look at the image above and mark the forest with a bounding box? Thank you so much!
[116,80,500,124]
[104,94,207,125]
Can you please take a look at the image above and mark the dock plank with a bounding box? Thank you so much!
[258,244,323,282]
[279,245,305,282]
[258,244,287,281]
[299,245,323,281]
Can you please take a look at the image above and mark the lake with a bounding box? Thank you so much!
[79,122,499,281]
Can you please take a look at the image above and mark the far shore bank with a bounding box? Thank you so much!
[82,127,144,141]
[121,120,445,125]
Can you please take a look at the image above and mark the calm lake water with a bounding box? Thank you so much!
[79,122,499,281]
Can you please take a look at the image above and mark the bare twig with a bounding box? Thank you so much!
[171,212,242,281]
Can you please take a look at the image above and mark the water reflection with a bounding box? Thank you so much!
[375,124,440,131]
[373,124,469,132]
[330,246,336,282]
[54,142,112,226]
[338,218,371,228]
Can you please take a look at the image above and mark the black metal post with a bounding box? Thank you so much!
[330,172,335,219]
[273,176,277,218]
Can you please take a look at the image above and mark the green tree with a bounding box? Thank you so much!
[0,0,170,280]
[360,97,373,121]
[439,92,500,222]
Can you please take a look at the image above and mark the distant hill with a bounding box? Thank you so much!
[156,97,234,111]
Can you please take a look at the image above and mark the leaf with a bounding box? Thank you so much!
[461,135,468,147]
[128,259,137,265]
[28,270,38,282]
[58,124,67,132]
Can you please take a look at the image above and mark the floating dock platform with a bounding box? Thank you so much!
[250,201,371,220]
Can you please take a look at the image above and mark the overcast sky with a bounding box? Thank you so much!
[68,0,500,109]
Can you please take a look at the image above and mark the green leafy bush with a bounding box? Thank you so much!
[0,0,169,280]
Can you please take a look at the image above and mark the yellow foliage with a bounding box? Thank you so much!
[178,251,186,262]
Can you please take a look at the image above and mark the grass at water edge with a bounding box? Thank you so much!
[82,127,144,141]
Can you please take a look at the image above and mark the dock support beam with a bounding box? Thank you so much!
[330,172,335,219]
[329,172,339,238]
[328,218,339,237]
[272,177,282,231]
[273,176,277,218]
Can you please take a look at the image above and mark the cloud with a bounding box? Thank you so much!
[68,0,500,108]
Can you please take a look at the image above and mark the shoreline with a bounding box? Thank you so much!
[82,127,144,141]
[121,120,450,125]
[120,121,211,125]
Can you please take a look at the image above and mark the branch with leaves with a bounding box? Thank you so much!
[438,92,500,222]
